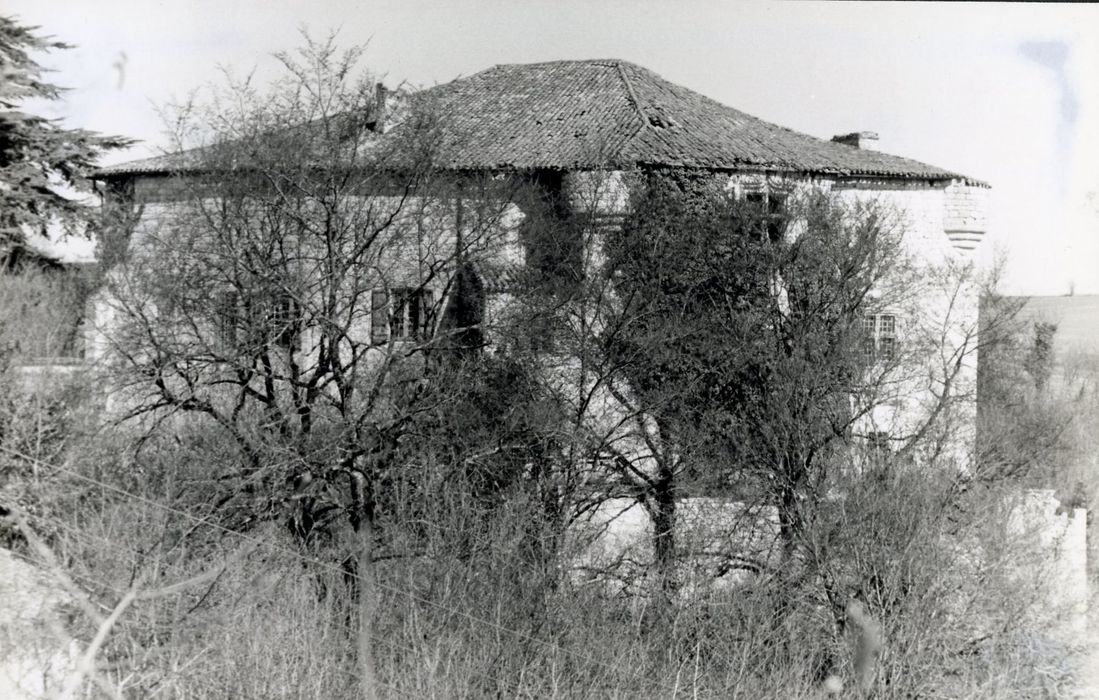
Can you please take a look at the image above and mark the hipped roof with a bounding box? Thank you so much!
[97,59,982,184]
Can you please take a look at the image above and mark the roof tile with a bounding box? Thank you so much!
[97,59,980,184]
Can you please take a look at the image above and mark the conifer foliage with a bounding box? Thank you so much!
[0,16,132,264]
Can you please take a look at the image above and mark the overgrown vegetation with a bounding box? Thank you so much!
[977,293,1098,526]
[0,33,1089,700]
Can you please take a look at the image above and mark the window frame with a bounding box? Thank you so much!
[743,190,789,243]
[863,313,898,362]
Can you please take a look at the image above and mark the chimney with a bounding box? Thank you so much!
[831,131,879,150]
[373,82,389,133]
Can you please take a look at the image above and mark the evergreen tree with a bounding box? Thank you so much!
[0,16,132,265]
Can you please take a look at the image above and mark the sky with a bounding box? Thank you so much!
[6,1,1098,296]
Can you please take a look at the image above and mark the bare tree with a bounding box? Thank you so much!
[96,35,531,696]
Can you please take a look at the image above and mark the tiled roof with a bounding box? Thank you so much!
[96,150,204,176]
[97,59,979,183]
[419,60,975,181]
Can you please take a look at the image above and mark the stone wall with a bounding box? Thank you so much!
[943,181,990,253]
[85,173,531,421]
[1006,490,1089,643]
[833,181,981,467]
[569,497,781,599]
[570,490,1089,637]
[0,548,78,699]
[92,166,988,469]
[90,177,526,350]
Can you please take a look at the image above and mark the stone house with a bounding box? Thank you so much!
[89,59,988,468]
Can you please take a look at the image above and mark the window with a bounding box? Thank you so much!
[744,191,789,242]
[527,310,563,355]
[263,294,300,348]
[863,314,897,361]
[206,290,300,351]
[371,287,435,343]
[212,291,241,348]
[866,431,892,455]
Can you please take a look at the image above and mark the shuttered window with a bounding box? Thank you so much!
[370,287,435,343]
[371,289,389,344]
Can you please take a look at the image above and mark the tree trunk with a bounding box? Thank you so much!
[778,481,802,564]
[347,468,378,700]
[651,465,678,613]
[777,452,809,564]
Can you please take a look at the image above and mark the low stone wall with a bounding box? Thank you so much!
[0,549,77,699]
[570,490,1090,634]
[569,497,780,599]
[1006,489,1089,643]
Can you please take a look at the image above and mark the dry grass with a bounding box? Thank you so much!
[0,396,1088,699]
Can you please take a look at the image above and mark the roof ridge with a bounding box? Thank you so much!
[612,61,656,164]
[614,62,648,126]
[491,58,633,69]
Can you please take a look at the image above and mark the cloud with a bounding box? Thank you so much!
[1019,40,1079,125]
[1019,40,1079,200]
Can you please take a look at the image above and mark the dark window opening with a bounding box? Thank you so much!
[526,310,563,355]
[265,294,300,348]
[744,191,789,242]
[371,287,435,343]
[867,431,892,454]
